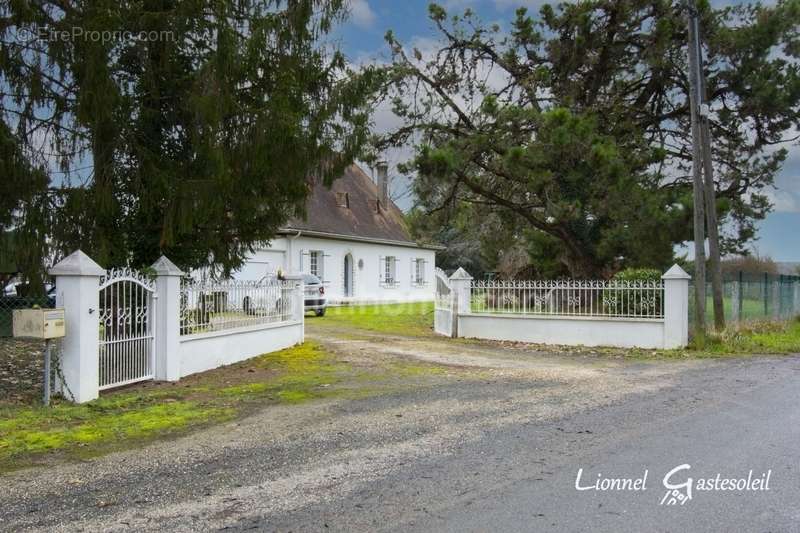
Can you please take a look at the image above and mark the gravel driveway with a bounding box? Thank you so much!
[1,325,795,532]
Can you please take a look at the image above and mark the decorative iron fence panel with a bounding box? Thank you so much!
[98,269,156,390]
[470,279,665,319]
[180,279,296,336]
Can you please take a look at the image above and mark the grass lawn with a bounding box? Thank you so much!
[689,295,773,323]
[311,301,436,337]
[0,340,449,472]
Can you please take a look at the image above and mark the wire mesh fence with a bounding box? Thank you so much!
[0,295,54,337]
[689,273,800,326]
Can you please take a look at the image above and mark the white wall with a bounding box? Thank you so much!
[241,236,436,303]
[178,321,303,378]
[234,248,287,281]
[457,313,666,349]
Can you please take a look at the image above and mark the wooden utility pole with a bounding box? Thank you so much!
[687,0,707,340]
[693,14,726,331]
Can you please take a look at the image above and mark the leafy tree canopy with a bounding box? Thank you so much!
[381,0,800,278]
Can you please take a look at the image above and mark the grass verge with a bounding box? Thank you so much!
[0,340,451,472]
[625,318,800,359]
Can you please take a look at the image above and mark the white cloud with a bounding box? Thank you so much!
[765,187,800,213]
[767,144,800,213]
[347,0,377,29]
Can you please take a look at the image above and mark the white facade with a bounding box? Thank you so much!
[236,233,437,303]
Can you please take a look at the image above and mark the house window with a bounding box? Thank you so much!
[309,250,323,278]
[382,256,397,287]
[414,258,426,286]
[335,192,350,208]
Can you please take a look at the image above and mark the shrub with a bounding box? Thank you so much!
[612,268,662,282]
[605,268,663,317]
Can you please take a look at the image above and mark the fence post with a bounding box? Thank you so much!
[662,264,691,349]
[730,277,740,323]
[282,274,306,339]
[794,280,800,318]
[449,268,473,337]
[738,270,744,320]
[772,277,780,319]
[48,250,105,403]
[151,256,184,382]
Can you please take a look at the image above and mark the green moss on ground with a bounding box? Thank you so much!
[0,340,455,471]
[0,396,231,465]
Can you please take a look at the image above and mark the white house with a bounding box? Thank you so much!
[234,163,439,303]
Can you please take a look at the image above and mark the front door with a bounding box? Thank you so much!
[344,254,353,297]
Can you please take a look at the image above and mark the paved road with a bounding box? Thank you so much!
[2,334,799,532]
[254,353,800,532]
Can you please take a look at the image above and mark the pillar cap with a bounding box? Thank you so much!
[49,250,105,277]
[662,264,691,280]
[449,267,473,281]
[150,255,185,276]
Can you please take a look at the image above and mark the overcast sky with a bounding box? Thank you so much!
[337,0,800,261]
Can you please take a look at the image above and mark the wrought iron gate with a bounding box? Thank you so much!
[434,268,455,337]
[98,268,156,390]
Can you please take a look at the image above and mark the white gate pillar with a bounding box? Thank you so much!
[282,274,306,340]
[49,250,105,403]
[151,256,184,381]
[662,264,691,349]
[449,268,473,337]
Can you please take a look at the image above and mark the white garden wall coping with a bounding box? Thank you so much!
[459,312,664,323]
[179,319,303,342]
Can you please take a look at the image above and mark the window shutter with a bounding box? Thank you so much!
[379,256,385,283]
[319,252,326,281]
[410,260,414,285]
[392,257,398,285]
[299,249,305,273]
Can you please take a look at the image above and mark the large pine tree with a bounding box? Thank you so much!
[1,0,378,280]
[380,0,800,278]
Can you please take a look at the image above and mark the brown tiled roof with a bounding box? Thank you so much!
[281,164,415,244]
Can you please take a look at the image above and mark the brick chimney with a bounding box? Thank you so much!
[376,161,389,211]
